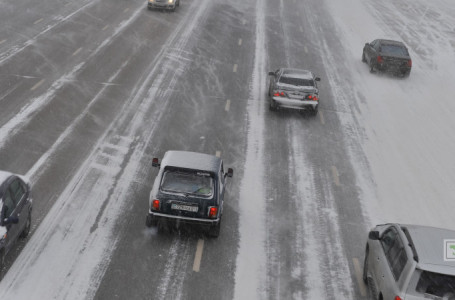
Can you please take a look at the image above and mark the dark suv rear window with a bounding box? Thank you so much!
[161,170,214,197]
[380,44,409,56]
[416,271,455,297]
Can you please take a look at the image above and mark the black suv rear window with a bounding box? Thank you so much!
[380,44,409,56]
[161,170,214,197]
[416,271,455,297]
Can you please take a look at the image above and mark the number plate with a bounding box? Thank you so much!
[171,203,199,212]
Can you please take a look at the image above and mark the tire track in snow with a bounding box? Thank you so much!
[288,120,355,299]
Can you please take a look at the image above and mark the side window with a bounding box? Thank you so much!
[381,228,397,254]
[10,179,25,205]
[3,189,16,219]
[370,40,377,48]
[219,163,225,194]
[381,227,408,280]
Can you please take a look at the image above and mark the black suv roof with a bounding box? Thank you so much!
[160,151,222,174]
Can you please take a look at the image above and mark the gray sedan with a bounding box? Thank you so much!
[267,68,321,116]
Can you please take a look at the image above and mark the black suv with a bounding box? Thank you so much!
[362,39,412,77]
[146,151,233,237]
[0,171,33,279]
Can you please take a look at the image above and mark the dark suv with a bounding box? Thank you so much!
[364,223,455,300]
[0,171,33,279]
[146,151,233,237]
[362,39,412,77]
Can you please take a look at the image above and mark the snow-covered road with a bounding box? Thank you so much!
[326,0,455,229]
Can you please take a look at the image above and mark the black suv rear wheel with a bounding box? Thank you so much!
[208,222,221,238]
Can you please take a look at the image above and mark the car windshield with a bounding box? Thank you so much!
[416,271,455,297]
[380,44,409,56]
[279,76,314,87]
[160,170,214,197]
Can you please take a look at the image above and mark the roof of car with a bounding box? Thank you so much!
[377,39,406,47]
[0,171,12,184]
[281,68,314,80]
[160,151,222,174]
[402,224,455,275]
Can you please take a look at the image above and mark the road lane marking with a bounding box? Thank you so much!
[216,151,221,157]
[0,39,6,45]
[225,99,231,112]
[233,64,238,73]
[34,18,43,25]
[102,25,109,31]
[319,110,325,124]
[304,46,308,53]
[123,7,129,12]
[352,258,367,297]
[238,38,242,46]
[30,79,45,91]
[72,47,82,56]
[331,166,340,186]
[193,239,204,272]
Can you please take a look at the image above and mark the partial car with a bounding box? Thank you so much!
[362,39,412,77]
[147,0,180,11]
[363,223,455,300]
[0,171,33,280]
[146,151,233,238]
[267,68,321,116]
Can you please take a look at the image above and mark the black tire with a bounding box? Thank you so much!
[362,52,366,63]
[0,250,5,281]
[269,99,278,111]
[176,0,180,6]
[145,214,157,227]
[20,213,31,238]
[402,71,410,78]
[310,105,318,116]
[363,246,369,284]
[208,222,221,238]
[369,60,375,73]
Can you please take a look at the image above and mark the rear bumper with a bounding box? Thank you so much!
[147,2,176,9]
[148,211,220,226]
[376,63,411,74]
[271,97,318,110]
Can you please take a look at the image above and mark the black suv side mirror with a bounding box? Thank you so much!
[368,231,380,240]
[3,216,19,225]
[268,71,275,76]
[315,77,321,81]
[226,168,233,178]
[152,158,160,168]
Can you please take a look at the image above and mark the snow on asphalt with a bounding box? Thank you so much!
[233,0,267,298]
[0,0,212,298]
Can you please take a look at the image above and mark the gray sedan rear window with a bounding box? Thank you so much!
[161,170,214,197]
[279,76,314,87]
